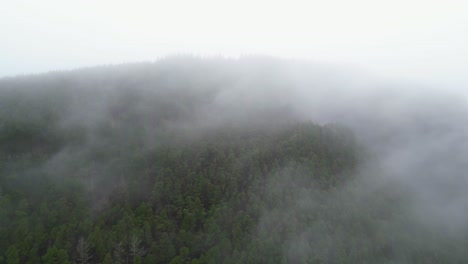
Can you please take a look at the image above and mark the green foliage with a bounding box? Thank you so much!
[5,246,19,264]
[1,115,361,263]
[102,253,112,264]
[1,60,467,263]
[42,247,70,264]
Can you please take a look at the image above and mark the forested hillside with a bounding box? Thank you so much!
[2,57,468,263]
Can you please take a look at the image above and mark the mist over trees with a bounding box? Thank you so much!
[1,56,468,263]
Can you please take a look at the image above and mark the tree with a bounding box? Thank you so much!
[88,226,105,260]
[129,233,146,264]
[113,242,125,264]
[42,246,70,264]
[102,253,113,264]
[75,237,93,264]
[6,245,19,264]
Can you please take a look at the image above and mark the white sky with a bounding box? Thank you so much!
[1,0,467,86]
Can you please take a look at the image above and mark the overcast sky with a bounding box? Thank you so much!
[1,0,467,86]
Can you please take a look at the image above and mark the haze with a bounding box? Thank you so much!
[2,1,468,263]
[2,0,468,87]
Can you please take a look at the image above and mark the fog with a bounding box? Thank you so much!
[2,0,468,88]
[2,56,468,262]
[3,0,468,261]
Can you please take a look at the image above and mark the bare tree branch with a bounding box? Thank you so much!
[76,237,93,264]
[129,233,146,264]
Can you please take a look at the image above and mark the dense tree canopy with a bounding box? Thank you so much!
[2,57,468,263]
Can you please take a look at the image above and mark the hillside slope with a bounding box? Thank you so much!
[2,57,468,263]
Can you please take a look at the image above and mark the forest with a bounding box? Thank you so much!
[2,57,468,263]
